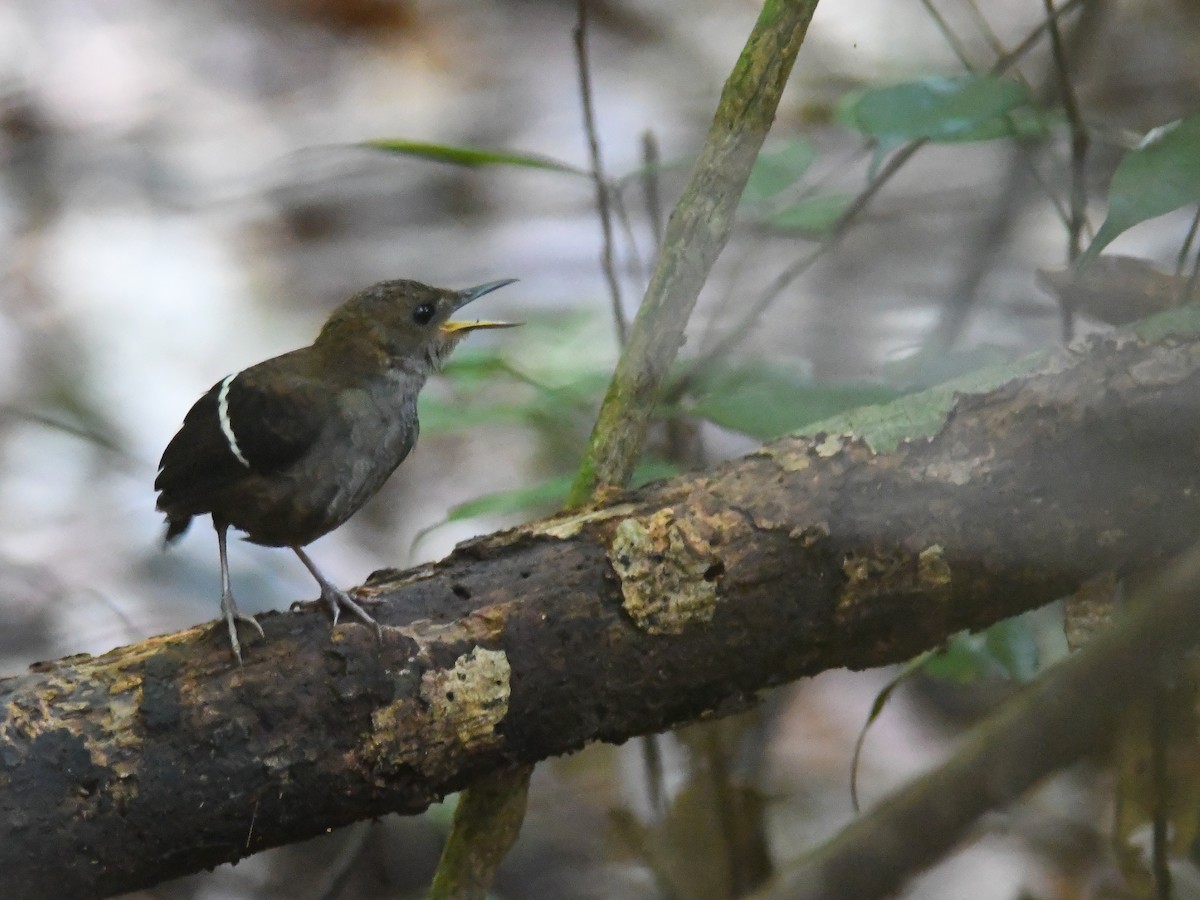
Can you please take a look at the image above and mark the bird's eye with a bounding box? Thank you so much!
[412,303,435,325]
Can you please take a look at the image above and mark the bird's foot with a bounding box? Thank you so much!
[344,588,386,608]
[220,592,265,664]
[322,585,384,642]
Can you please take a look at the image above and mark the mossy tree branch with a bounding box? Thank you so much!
[3,324,1200,899]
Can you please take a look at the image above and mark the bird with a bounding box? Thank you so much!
[155,277,518,662]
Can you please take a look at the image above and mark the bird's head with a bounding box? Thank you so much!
[315,278,519,372]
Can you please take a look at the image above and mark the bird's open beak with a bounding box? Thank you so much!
[442,278,521,335]
[441,320,522,334]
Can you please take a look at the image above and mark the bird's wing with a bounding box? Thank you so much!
[155,356,331,499]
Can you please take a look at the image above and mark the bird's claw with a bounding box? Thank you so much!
[220,596,265,664]
[345,589,386,608]
[322,586,384,642]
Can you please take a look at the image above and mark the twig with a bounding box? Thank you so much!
[426,12,633,888]
[639,733,668,821]
[575,0,627,344]
[610,184,649,288]
[916,0,975,68]
[1043,0,1089,344]
[641,130,666,250]
[635,129,681,829]
[1043,0,1089,263]
[1175,207,1200,306]
[963,0,1008,58]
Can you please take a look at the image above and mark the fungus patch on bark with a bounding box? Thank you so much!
[608,508,736,634]
[368,646,511,776]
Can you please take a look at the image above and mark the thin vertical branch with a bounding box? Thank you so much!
[1043,0,1088,343]
[641,130,666,250]
[575,0,628,344]
[609,187,649,287]
[916,0,975,69]
[1175,207,1200,306]
[1174,207,1200,280]
[1043,0,1089,262]
[963,0,1008,58]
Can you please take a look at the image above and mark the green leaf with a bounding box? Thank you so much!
[441,347,513,376]
[984,615,1039,683]
[922,633,997,684]
[446,461,679,523]
[840,75,1033,144]
[446,474,575,522]
[742,140,817,205]
[688,362,901,440]
[993,105,1059,140]
[923,616,1040,685]
[422,319,611,433]
[1081,114,1200,265]
[767,193,854,235]
[363,139,587,176]
[418,395,532,432]
[630,460,684,487]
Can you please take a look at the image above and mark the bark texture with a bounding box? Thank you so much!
[2,328,1200,899]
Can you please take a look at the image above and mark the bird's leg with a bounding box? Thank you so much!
[216,520,265,663]
[291,546,383,641]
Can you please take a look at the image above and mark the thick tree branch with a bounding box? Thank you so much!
[3,324,1200,899]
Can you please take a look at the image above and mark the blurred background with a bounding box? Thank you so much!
[1,0,1198,897]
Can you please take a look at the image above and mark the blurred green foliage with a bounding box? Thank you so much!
[924,616,1042,685]
[838,75,1049,148]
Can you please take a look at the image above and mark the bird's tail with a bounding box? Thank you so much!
[163,514,192,546]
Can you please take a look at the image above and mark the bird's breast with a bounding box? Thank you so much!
[228,371,423,546]
[311,374,423,513]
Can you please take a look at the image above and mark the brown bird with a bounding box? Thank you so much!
[155,278,518,661]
